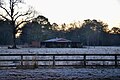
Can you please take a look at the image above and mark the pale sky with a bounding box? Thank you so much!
[25,0,120,29]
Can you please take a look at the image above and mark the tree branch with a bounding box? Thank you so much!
[0,14,9,20]
[14,0,18,3]
[14,12,32,21]
[16,20,30,29]
[13,12,19,18]
[0,6,11,17]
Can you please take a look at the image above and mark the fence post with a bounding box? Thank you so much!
[115,54,117,68]
[83,54,86,67]
[21,55,23,66]
[53,55,55,67]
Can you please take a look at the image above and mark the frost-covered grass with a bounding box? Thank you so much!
[0,68,120,80]
[0,46,120,54]
[0,46,120,79]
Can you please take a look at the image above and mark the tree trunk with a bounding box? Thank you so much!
[10,21,17,49]
[12,29,17,49]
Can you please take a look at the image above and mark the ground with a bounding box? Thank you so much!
[0,46,120,54]
[0,68,120,80]
[0,46,120,80]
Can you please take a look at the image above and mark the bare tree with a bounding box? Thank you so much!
[0,0,35,48]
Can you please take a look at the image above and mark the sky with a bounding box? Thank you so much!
[25,0,120,29]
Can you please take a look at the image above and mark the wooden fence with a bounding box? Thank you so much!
[0,54,120,68]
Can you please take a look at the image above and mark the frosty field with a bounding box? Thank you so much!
[0,46,120,80]
[0,46,120,54]
[0,68,120,80]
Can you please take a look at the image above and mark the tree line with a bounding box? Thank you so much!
[0,0,120,48]
[0,15,120,46]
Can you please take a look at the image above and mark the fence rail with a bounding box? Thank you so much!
[0,54,120,68]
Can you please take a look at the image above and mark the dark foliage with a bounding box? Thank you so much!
[0,17,120,46]
[0,20,13,45]
[20,15,52,44]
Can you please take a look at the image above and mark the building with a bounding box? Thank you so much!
[41,38,83,48]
